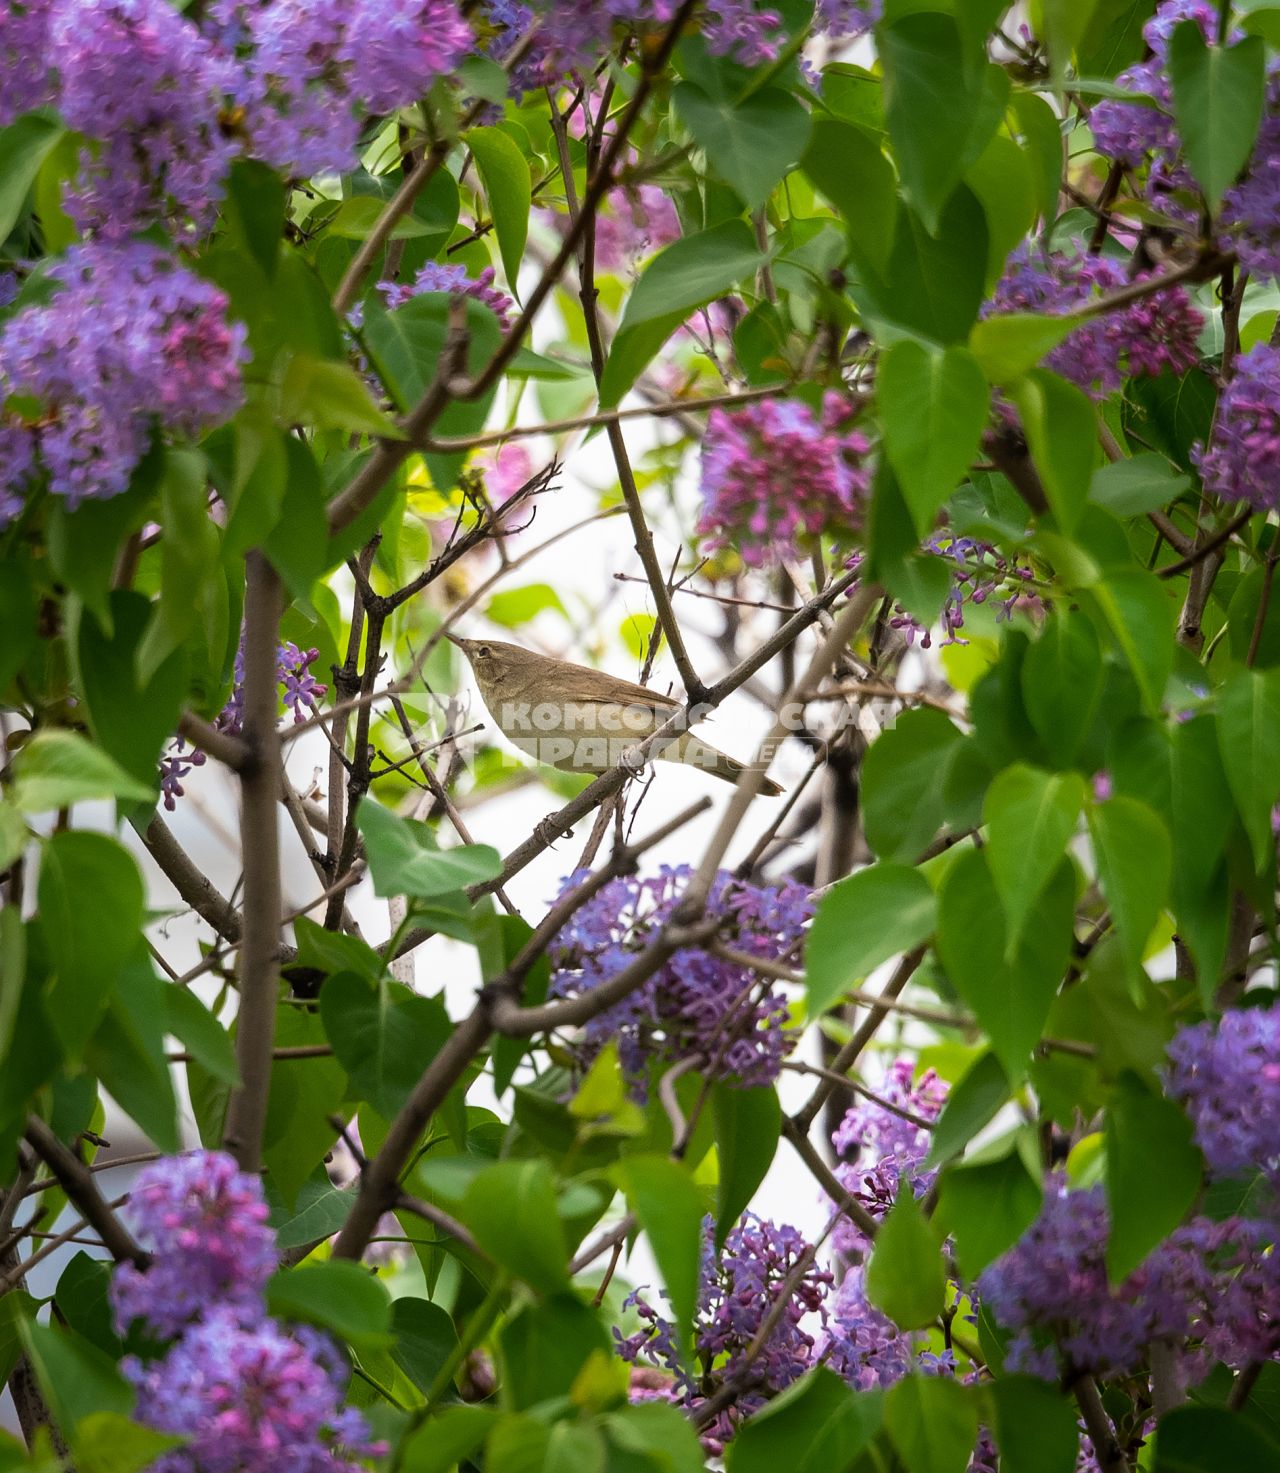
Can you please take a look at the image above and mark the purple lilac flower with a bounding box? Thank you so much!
[378,261,514,330]
[210,0,469,178]
[0,242,246,516]
[985,246,1204,397]
[51,0,241,237]
[1165,1001,1280,1180]
[0,0,56,123]
[1193,343,1280,510]
[697,394,872,567]
[617,1212,832,1425]
[815,0,881,38]
[158,738,209,811]
[126,1307,382,1473]
[976,1183,1192,1378]
[821,1270,939,1390]
[111,1152,276,1339]
[1224,103,1280,279]
[0,421,37,532]
[830,1058,948,1255]
[594,184,681,272]
[549,864,811,1096]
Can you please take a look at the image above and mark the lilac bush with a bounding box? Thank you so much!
[1193,344,1280,510]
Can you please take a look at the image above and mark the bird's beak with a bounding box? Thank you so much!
[443,631,464,649]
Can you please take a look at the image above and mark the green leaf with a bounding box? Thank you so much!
[466,126,531,294]
[675,82,810,210]
[1011,91,1063,226]
[1170,715,1234,997]
[1038,0,1104,85]
[936,1145,1042,1278]
[0,560,37,697]
[262,1003,350,1207]
[362,293,502,492]
[11,731,153,813]
[460,1159,568,1294]
[1153,1406,1280,1471]
[857,191,989,345]
[604,1401,707,1473]
[1216,667,1280,868]
[266,1259,392,1346]
[937,849,1075,1082]
[1106,1072,1203,1281]
[270,1176,353,1252]
[85,954,179,1153]
[1021,613,1104,768]
[990,1375,1081,1473]
[880,14,993,232]
[600,222,764,405]
[616,1155,705,1349]
[968,313,1077,384]
[1168,26,1266,209]
[1090,452,1191,517]
[390,1297,459,1395]
[356,797,501,897]
[497,1295,611,1411]
[1088,797,1173,976]
[319,972,451,1120]
[163,985,239,1086]
[878,342,989,535]
[1010,369,1096,532]
[38,832,144,1060]
[76,1414,183,1473]
[866,1189,946,1331]
[0,115,65,243]
[983,765,1084,952]
[487,583,567,628]
[727,1368,882,1473]
[20,1321,133,1433]
[925,1050,1009,1167]
[862,708,963,862]
[802,119,896,274]
[279,354,403,437]
[1086,568,1177,715]
[805,864,937,1016]
[401,1406,496,1473]
[712,1083,781,1247]
[885,1375,979,1473]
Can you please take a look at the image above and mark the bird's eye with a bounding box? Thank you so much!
[478,645,491,658]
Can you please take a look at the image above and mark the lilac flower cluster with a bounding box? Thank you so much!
[1165,1000,1280,1181]
[1223,99,1280,278]
[985,245,1204,397]
[378,261,514,330]
[821,1270,953,1391]
[112,1151,276,1339]
[548,864,812,1095]
[1192,344,1280,511]
[977,1180,1280,1380]
[880,538,1038,650]
[209,0,471,180]
[0,0,57,123]
[482,2,787,88]
[594,184,682,273]
[617,1212,832,1442]
[112,1152,380,1473]
[52,0,241,238]
[831,1059,948,1256]
[697,394,873,567]
[0,242,246,527]
[159,639,326,807]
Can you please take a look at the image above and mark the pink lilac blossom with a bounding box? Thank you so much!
[477,441,534,503]
[815,0,881,38]
[378,261,514,330]
[0,0,57,122]
[1192,343,1280,510]
[126,1307,382,1473]
[985,246,1204,398]
[1165,1001,1280,1181]
[0,242,246,523]
[697,394,872,567]
[548,864,812,1096]
[111,1152,276,1339]
[50,0,241,237]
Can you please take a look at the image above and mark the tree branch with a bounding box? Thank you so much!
[23,1118,142,1266]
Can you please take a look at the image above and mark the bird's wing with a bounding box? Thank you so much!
[555,663,683,711]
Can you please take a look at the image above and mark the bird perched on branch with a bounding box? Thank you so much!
[447,633,782,794]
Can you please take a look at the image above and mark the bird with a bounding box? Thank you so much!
[446,633,782,795]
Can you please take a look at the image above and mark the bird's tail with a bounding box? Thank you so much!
[663,734,783,796]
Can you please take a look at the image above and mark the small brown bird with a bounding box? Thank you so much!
[447,633,782,795]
